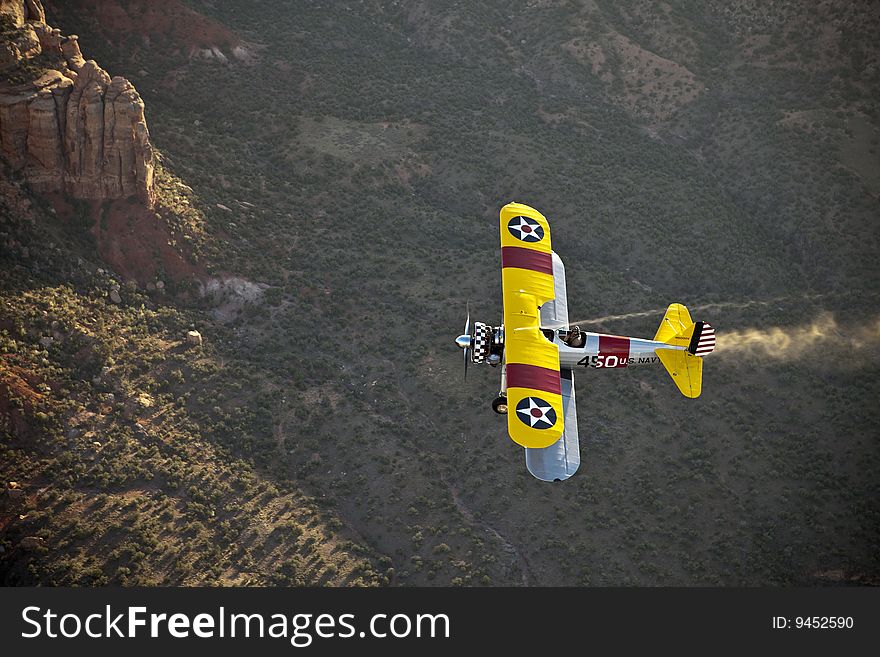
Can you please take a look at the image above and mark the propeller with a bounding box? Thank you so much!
[454,302,472,381]
[464,303,470,380]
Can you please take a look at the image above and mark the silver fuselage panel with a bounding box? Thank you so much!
[555,334,686,369]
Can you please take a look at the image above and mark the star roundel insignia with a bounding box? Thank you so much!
[515,396,557,430]
[507,216,544,243]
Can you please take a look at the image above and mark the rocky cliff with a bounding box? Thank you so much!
[0,0,153,205]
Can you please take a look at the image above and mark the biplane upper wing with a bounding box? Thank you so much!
[527,251,580,480]
[500,202,564,449]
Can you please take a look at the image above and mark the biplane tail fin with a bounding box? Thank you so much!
[653,303,713,399]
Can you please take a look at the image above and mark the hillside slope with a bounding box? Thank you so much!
[2,0,878,585]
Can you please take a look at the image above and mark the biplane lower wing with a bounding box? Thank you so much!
[528,252,580,480]
[501,203,564,449]
[525,369,580,481]
[539,251,569,329]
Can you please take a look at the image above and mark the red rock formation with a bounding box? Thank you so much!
[43,0,246,63]
[0,0,154,205]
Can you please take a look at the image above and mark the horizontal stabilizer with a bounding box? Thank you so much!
[655,348,703,398]
[655,303,704,398]
[654,303,695,346]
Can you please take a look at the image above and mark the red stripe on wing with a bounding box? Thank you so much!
[506,363,562,395]
[501,246,553,275]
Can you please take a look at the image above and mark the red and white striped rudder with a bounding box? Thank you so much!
[688,322,716,357]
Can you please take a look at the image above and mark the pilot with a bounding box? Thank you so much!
[565,325,585,348]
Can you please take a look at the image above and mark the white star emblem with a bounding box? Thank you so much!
[507,216,543,242]
[516,397,556,428]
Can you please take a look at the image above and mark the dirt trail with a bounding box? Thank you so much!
[387,361,533,585]
[441,471,532,586]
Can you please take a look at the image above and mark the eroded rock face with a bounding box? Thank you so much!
[0,0,154,205]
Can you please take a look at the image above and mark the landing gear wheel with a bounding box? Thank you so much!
[492,395,508,415]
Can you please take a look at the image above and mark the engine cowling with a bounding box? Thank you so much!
[455,320,504,369]
[470,322,504,365]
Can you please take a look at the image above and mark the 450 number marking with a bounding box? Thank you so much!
[578,354,625,368]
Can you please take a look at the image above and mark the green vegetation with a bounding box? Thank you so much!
[1,0,878,586]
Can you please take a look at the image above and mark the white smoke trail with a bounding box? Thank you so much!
[566,294,827,327]
[716,312,880,361]
[561,295,880,365]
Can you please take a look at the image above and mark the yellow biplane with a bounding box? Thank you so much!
[454,203,715,481]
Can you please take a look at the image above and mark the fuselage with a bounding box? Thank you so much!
[551,330,687,369]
